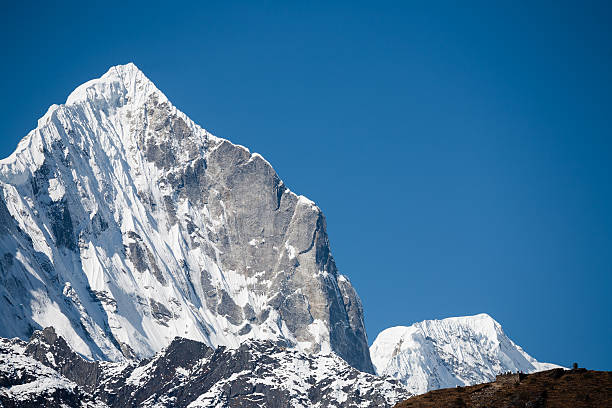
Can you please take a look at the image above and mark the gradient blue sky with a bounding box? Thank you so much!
[2,1,611,369]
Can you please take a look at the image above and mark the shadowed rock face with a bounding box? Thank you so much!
[0,63,373,372]
[0,328,410,408]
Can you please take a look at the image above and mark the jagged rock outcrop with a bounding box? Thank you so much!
[0,329,409,408]
[0,333,106,407]
[0,63,372,372]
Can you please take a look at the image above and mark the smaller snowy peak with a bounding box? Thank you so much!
[370,313,500,370]
[370,314,561,395]
[419,313,502,341]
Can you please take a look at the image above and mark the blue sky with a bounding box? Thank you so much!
[2,1,611,369]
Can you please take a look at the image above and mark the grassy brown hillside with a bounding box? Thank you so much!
[394,368,612,408]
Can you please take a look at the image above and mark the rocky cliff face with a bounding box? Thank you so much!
[0,328,409,408]
[0,63,373,372]
[369,314,561,395]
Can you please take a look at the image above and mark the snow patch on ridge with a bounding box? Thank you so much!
[47,178,65,201]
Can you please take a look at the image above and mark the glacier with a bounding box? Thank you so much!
[369,313,561,395]
[0,63,373,373]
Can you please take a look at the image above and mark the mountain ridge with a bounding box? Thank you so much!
[0,327,409,407]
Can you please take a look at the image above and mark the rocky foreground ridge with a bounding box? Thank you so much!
[0,328,409,408]
[394,367,612,408]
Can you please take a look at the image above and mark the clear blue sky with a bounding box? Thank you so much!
[2,1,610,370]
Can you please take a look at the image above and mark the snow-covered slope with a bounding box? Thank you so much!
[370,314,561,395]
[0,63,372,372]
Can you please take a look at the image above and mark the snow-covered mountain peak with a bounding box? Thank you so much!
[418,313,501,340]
[370,314,560,395]
[65,62,164,108]
[0,64,374,373]
[371,313,501,366]
[1,63,172,179]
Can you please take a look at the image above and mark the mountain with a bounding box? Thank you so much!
[370,314,561,395]
[0,328,410,407]
[395,367,611,408]
[0,63,372,372]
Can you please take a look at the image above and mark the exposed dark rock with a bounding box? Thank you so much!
[24,327,102,393]
[91,212,108,236]
[149,298,173,325]
[217,289,243,325]
[49,200,76,251]
[125,231,167,286]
